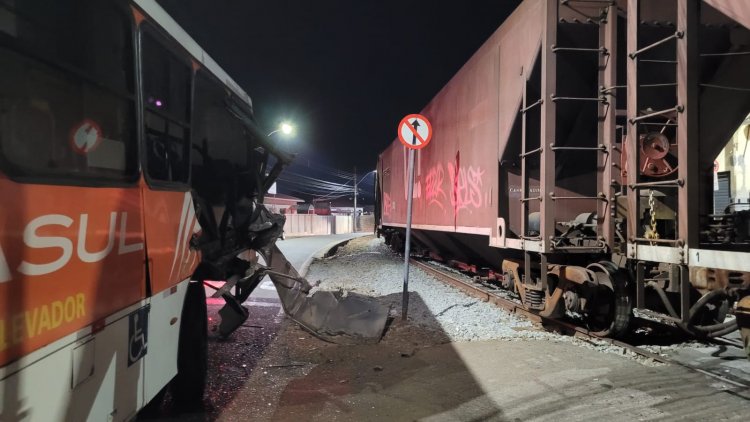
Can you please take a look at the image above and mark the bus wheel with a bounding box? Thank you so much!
[138,386,168,418]
[171,280,208,410]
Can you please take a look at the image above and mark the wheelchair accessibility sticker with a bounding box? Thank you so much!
[128,306,149,366]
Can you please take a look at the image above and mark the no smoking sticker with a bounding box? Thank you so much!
[70,119,103,155]
[398,114,432,150]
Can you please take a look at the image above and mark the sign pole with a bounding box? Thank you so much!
[402,147,416,321]
[396,113,432,322]
[353,166,358,232]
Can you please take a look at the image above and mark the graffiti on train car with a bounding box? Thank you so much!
[420,161,487,213]
[383,192,393,218]
[448,163,485,211]
[424,165,447,210]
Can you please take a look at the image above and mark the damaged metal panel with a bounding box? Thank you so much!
[197,97,389,344]
[259,244,389,344]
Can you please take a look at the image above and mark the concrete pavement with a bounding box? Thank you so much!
[249,233,371,302]
[217,317,750,421]
[211,236,750,422]
[183,233,370,420]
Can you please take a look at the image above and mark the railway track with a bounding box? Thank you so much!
[410,258,750,394]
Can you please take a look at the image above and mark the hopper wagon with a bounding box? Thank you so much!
[376,0,750,355]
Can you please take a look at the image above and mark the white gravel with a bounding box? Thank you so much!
[307,236,559,342]
[305,236,668,366]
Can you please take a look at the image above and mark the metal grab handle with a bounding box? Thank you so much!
[520,196,543,203]
[521,99,543,113]
[551,45,608,55]
[629,179,684,189]
[549,143,607,152]
[550,94,606,103]
[519,146,543,158]
[629,31,684,59]
[549,194,608,201]
[628,106,683,124]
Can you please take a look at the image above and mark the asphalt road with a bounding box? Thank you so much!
[248,233,371,302]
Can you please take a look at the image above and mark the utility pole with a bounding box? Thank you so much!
[353,166,358,232]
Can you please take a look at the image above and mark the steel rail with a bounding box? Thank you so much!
[410,258,750,391]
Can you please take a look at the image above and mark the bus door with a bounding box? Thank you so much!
[138,25,199,294]
[136,21,200,403]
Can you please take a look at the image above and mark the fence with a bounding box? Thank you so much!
[284,214,354,236]
[283,214,378,236]
[359,214,375,233]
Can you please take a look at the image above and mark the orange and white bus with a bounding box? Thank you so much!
[0,0,292,419]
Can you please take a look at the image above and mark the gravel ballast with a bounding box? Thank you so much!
[308,236,561,342]
[304,235,672,366]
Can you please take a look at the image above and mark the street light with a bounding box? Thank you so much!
[267,121,295,137]
[353,169,377,232]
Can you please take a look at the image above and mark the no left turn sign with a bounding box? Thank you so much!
[398,114,432,150]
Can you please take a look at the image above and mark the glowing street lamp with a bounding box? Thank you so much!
[268,121,295,137]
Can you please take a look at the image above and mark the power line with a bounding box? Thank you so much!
[275,163,376,203]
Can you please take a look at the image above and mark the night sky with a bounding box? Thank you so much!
[156,0,521,200]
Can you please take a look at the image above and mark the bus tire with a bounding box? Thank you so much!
[170,280,208,410]
[138,386,167,418]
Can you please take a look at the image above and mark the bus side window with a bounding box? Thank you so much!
[141,30,191,186]
[0,0,137,183]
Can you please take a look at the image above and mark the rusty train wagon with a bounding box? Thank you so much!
[376,0,750,353]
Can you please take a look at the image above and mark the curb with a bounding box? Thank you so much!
[297,234,369,278]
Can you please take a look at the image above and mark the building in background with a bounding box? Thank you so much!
[715,114,750,212]
[264,193,305,214]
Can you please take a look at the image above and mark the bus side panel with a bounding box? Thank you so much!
[0,301,148,422]
[143,278,190,404]
[141,189,200,294]
[0,179,146,367]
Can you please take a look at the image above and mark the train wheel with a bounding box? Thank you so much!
[585,262,632,338]
[388,232,405,253]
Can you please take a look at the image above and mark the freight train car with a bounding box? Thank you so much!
[376,0,750,355]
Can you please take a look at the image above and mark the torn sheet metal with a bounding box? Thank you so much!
[260,244,388,345]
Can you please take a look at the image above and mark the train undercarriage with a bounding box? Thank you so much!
[380,224,750,358]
